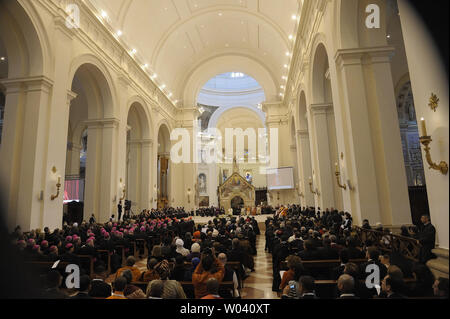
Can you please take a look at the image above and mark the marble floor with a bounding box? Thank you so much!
[240,234,279,299]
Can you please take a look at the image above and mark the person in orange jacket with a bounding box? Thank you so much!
[192,248,225,299]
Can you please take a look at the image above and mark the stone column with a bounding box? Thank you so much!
[398,0,449,250]
[297,129,314,207]
[83,118,119,222]
[335,47,411,227]
[127,139,141,213]
[0,76,53,231]
[309,103,335,210]
[140,139,153,211]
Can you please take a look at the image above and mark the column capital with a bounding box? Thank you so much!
[310,103,333,115]
[335,46,396,67]
[128,138,153,146]
[67,90,77,104]
[297,129,309,137]
[84,118,120,129]
[1,76,54,94]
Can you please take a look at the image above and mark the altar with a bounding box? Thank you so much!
[218,172,255,211]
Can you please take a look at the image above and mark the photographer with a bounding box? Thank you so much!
[192,247,225,299]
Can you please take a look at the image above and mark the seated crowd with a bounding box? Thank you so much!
[9,207,260,299]
[267,205,448,299]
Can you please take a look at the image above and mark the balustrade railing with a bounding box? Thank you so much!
[354,227,422,261]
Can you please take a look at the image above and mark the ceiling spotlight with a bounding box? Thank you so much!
[288,34,294,40]
[168,93,173,97]
[279,93,284,97]
[284,64,289,68]
[286,51,291,56]
[161,84,166,89]
[101,10,108,18]
[143,64,148,69]
[152,73,158,79]
[292,15,297,20]
[131,49,137,55]
[117,30,123,37]
[280,85,285,89]
[282,76,287,80]
[218,12,223,16]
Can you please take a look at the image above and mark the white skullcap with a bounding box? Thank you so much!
[191,243,201,253]
[176,239,184,246]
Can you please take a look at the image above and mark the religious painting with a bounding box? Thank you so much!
[199,196,209,207]
[198,173,207,194]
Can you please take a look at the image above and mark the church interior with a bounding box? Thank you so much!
[0,0,448,302]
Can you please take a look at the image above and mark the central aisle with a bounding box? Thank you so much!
[240,234,278,299]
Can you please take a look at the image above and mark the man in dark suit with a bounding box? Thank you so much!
[299,240,319,261]
[342,237,365,259]
[61,243,80,266]
[71,275,92,299]
[416,215,436,263]
[331,249,349,280]
[317,238,339,260]
[381,275,407,299]
[89,266,112,298]
[41,270,68,299]
[360,247,387,281]
[298,276,318,299]
[337,274,359,299]
[117,201,123,221]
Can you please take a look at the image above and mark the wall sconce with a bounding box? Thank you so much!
[419,118,448,175]
[187,188,191,203]
[335,162,347,190]
[50,167,61,201]
[308,177,319,196]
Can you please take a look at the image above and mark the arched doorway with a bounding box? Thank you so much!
[310,42,343,211]
[126,101,151,215]
[65,62,114,224]
[157,124,171,209]
[231,196,244,214]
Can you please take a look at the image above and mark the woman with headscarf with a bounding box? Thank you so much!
[175,239,189,257]
[146,260,187,299]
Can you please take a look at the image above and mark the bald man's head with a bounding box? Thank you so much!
[218,253,227,264]
[337,274,355,294]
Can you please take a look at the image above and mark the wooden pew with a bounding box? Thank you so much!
[130,281,235,299]
[97,250,112,274]
[135,239,148,258]
[77,255,95,278]
[313,278,418,299]
[280,259,368,271]
[115,245,127,266]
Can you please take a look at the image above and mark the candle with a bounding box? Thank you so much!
[335,162,339,172]
[57,176,61,183]
[420,118,428,137]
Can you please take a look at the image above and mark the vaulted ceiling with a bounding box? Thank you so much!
[88,0,301,105]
